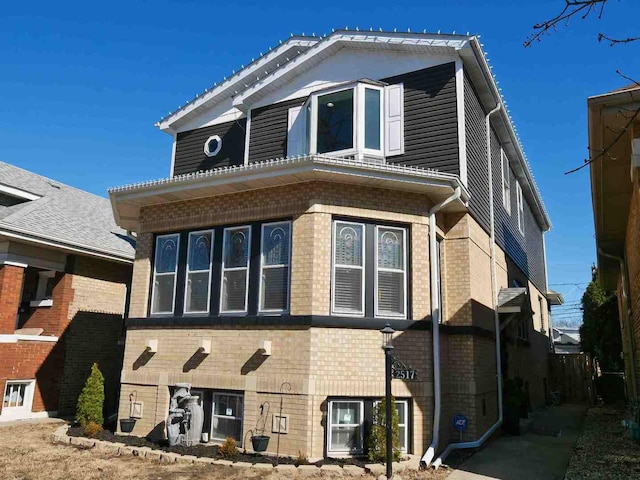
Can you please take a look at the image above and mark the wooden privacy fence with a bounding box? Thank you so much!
[548,353,594,404]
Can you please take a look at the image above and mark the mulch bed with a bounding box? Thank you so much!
[565,405,640,479]
[67,427,366,467]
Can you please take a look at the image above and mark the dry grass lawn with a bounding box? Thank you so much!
[0,421,450,480]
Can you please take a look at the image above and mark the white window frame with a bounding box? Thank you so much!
[183,229,214,315]
[516,181,524,235]
[259,221,292,314]
[374,399,409,452]
[374,225,408,319]
[150,233,180,315]
[331,220,366,317]
[203,135,222,157]
[309,84,358,157]
[220,225,252,315]
[210,392,244,446]
[30,270,55,307]
[327,400,365,455]
[501,148,511,214]
[358,83,385,157]
[1,380,35,419]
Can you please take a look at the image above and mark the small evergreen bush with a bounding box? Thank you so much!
[76,363,105,428]
[367,397,401,463]
[83,420,103,437]
[219,437,239,459]
[295,451,309,466]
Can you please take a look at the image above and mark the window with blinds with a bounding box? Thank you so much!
[332,221,365,316]
[184,230,214,314]
[260,221,291,313]
[221,226,251,313]
[375,226,407,318]
[151,233,180,314]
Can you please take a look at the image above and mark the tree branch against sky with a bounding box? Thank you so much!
[524,0,639,175]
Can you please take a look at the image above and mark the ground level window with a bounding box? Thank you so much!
[211,392,244,446]
[1,380,35,418]
[328,400,364,454]
[373,399,409,452]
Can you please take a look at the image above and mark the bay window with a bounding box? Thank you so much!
[221,226,251,314]
[151,234,180,314]
[287,81,402,159]
[260,221,291,313]
[184,230,214,314]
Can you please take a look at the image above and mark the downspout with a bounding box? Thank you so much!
[420,186,462,468]
[598,248,638,401]
[432,103,503,469]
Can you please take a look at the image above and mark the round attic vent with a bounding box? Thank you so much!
[204,135,222,157]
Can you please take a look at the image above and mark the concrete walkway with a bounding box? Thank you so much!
[0,417,65,428]
[446,404,587,480]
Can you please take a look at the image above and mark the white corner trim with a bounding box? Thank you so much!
[29,299,53,308]
[2,260,28,268]
[455,58,467,187]
[170,135,177,177]
[0,184,41,202]
[243,109,252,165]
[0,334,59,343]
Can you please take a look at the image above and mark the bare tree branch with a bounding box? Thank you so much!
[565,70,640,175]
[598,33,640,45]
[524,0,608,48]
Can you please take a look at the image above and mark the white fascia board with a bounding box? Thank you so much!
[156,38,319,132]
[234,32,469,110]
[462,37,552,232]
[0,184,41,201]
[0,225,133,265]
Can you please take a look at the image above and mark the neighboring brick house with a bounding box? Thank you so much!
[589,84,640,403]
[0,162,134,421]
[109,31,553,463]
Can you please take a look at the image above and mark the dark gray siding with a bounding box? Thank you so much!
[173,119,246,176]
[248,97,306,163]
[382,62,459,174]
[464,74,547,292]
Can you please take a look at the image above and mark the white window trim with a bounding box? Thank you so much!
[327,400,365,455]
[210,392,244,446]
[220,226,252,315]
[516,181,524,235]
[501,148,511,215]
[331,220,366,317]
[150,233,180,315]
[183,230,214,315]
[374,225,408,319]
[203,135,223,157]
[374,399,409,452]
[1,379,36,419]
[310,84,358,158]
[258,221,292,314]
[357,83,385,157]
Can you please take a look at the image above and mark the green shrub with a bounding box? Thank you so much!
[219,437,239,459]
[76,363,104,428]
[367,398,401,463]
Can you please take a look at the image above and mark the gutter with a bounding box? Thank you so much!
[430,103,503,468]
[598,248,638,401]
[420,186,462,468]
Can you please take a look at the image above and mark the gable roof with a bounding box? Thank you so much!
[0,162,134,263]
[153,29,551,232]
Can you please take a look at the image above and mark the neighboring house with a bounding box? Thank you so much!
[0,162,134,421]
[109,31,554,461]
[552,326,581,354]
[589,84,640,403]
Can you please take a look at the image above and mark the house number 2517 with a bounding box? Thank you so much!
[392,369,417,380]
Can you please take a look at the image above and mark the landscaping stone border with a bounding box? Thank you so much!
[52,425,419,476]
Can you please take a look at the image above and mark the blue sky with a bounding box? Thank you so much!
[2,0,638,324]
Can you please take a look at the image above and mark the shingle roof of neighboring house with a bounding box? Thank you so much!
[0,161,135,263]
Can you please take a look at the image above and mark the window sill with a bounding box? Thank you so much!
[29,299,53,308]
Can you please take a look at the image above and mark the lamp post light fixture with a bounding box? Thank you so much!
[380,323,395,480]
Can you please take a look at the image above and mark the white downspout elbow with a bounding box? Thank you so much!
[431,102,502,469]
[420,185,462,468]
